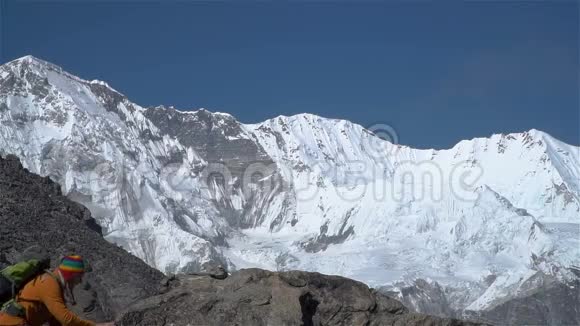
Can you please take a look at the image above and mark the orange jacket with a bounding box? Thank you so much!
[0,272,95,326]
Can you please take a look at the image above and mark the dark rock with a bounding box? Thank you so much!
[117,269,483,326]
[381,278,455,318]
[143,105,288,229]
[16,245,50,264]
[465,273,580,325]
[187,262,228,280]
[301,209,356,253]
[0,155,163,322]
[381,273,580,326]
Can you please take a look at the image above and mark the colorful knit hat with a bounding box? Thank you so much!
[58,255,85,281]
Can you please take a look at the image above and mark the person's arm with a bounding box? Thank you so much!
[39,277,95,326]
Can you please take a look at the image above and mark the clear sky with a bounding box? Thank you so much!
[0,1,578,149]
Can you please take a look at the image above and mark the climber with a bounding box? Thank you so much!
[0,255,114,326]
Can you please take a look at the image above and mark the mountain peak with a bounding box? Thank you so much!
[1,55,67,81]
[5,55,51,68]
[11,54,38,63]
[0,55,128,100]
[513,128,546,139]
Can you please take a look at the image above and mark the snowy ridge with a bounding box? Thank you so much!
[242,115,579,315]
[0,55,228,273]
[0,56,578,321]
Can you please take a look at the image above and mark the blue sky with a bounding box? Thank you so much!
[0,1,577,148]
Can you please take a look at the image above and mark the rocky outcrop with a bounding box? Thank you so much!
[465,273,580,325]
[381,273,580,326]
[0,155,164,321]
[118,269,482,326]
[381,279,457,318]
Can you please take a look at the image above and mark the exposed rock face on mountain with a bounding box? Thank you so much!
[0,154,164,321]
[380,273,580,325]
[465,273,580,325]
[0,55,578,324]
[118,269,481,326]
[380,279,456,319]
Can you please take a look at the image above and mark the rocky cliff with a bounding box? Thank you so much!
[118,269,484,326]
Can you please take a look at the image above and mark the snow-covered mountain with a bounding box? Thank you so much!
[1,55,578,323]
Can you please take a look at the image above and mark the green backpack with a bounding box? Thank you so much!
[0,258,51,316]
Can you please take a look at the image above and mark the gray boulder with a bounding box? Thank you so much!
[118,269,483,326]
